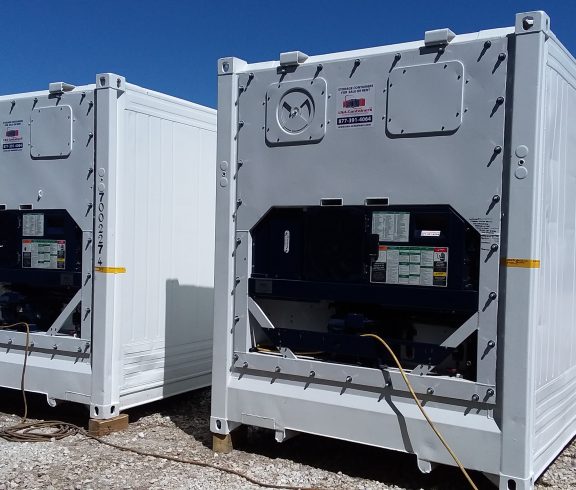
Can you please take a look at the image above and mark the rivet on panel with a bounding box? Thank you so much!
[427,387,435,395]
[488,340,496,348]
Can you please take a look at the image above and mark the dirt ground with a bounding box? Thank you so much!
[0,387,574,489]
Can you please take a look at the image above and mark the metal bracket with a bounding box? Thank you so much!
[46,289,82,335]
[413,313,479,376]
[424,28,456,46]
[48,82,76,94]
[248,297,275,330]
[95,73,126,93]
[279,51,309,66]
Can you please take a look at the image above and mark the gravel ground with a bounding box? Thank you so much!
[0,387,574,489]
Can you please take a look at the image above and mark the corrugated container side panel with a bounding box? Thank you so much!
[116,90,216,401]
[533,37,576,477]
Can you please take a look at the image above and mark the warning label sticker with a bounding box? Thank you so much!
[22,239,66,270]
[2,120,24,152]
[372,212,410,242]
[22,214,44,237]
[371,246,448,287]
[336,83,374,128]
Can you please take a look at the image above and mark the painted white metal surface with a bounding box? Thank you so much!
[531,34,576,478]
[212,10,576,490]
[115,87,215,409]
[0,74,216,418]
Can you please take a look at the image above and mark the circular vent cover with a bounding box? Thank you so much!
[277,89,315,134]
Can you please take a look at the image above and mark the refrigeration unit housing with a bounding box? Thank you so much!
[0,74,216,419]
[211,11,576,489]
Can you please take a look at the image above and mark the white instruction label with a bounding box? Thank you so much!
[2,120,24,152]
[372,212,410,242]
[22,239,66,269]
[371,246,448,287]
[22,214,44,237]
[336,83,374,128]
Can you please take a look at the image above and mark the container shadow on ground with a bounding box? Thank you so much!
[150,388,495,490]
[2,386,557,490]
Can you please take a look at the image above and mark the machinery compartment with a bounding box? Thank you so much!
[0,210,82,334]
[249,205,480,378]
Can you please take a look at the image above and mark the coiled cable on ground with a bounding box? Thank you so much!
[0,322,320,490]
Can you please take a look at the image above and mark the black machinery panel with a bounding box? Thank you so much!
[250,205,480,312]
[0,210,83,332]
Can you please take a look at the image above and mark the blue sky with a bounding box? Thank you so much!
[4,1,575,108]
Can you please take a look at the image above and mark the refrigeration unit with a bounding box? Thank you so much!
[0,74,216,419]
[211,11,576,489]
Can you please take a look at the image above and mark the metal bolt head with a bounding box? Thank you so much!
[53,344,58,350]
[496,96,505,105]
[354,58,361,66]
[317,64,323,71]
[7,338,12,345]
[487,388,495,397]
[238,120,244,128]
[394,52,401,60]
[491,243,499,252]
[232,353,239,362]
[236,237,242,245]
[346,376,352,383]
[492,195,500,203]
[498,52,507,61]
[438,47,445,54]
[242,362,248,369]
[488,340,496,348]
[309,370,315,378]
[472,394,480,402]
[274,366,281,373]
[494,145,502,154]
[484,40,492,48]
[427,387,435,395]
[489,292,497,301]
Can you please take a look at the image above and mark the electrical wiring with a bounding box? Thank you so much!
[360,333,478,490]
[0,322,320,490]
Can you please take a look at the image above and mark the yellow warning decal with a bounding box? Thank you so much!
[95,266,126,274]
[502,259,540,268]
[433,272,447,277]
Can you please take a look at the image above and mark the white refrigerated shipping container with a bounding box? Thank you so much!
[0,73,216,419]
[211,11,576,490]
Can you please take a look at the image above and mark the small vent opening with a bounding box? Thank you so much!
[365,197,389,206]
[320,198,343,206]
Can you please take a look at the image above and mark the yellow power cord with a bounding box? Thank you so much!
[361,333,478,490]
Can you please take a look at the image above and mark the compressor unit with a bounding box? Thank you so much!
[211,11,576,489]
[0,74,216,419]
